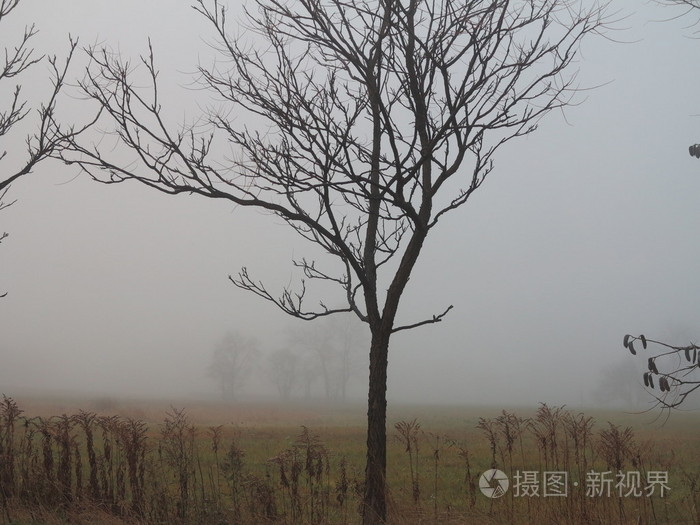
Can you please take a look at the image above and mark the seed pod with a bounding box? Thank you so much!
[624,334,631,348]
[640,335,647,349]
[694,348,698,364]
[648,374,654,389]
[648,358,659,374]
[643,372,650,388]
[685,347,692,362]
[628,340,636,355]
[661,377,670,392]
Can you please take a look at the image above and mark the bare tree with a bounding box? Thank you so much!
[208,332,259,401]
[592,358,645,409]
[0,0,81,200]
[288,315,366,400]
[62,1,607,521]
[0,0,84,295]
[268,348,300,399]
[300,353,320,399]
[289,320,336,399]
[330,315,367,401]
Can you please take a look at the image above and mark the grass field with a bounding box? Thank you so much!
[0,394,698,524]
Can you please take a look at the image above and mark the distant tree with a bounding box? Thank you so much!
[289,321,336,400]
[208,332,259,401]
[299,354,319,400]
[267,348,299,400]
[62,1,608,521]
[0,0,84,296]
[326,315,367,401]
[593,359,645,408]
[288,315,366,400]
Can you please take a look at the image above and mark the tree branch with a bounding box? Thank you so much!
[62,0,608,339]
[623,334,700,409]
[392,305,454,334]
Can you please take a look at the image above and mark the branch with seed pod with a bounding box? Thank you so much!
[623,334,700,408]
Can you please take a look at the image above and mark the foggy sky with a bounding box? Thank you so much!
[1,0,699,408]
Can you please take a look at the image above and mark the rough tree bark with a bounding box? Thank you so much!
[61,1,608,522]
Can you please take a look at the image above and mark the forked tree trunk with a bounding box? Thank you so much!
[363,329,391,525]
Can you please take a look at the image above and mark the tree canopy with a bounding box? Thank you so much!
[60,1,608,522]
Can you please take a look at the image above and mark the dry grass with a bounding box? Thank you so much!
[0,395,697,525]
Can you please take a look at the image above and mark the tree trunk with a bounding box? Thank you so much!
[363,329,391,525]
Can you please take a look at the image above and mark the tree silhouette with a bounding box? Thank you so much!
[268,348,300,400]
[62,1,608,521]
[286,315,366,400]
[0,0,86,296]
[208,332,259,401]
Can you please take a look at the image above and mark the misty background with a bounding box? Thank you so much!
[1,0,699,409]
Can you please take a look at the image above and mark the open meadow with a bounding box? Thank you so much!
[0,394,698,525]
